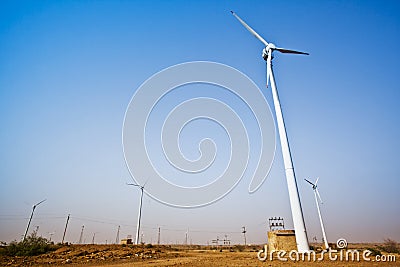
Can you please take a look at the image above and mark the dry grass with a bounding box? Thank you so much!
[0,243,398,266]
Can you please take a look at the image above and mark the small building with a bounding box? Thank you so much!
[120,238,133,245]
[267,230,297,251]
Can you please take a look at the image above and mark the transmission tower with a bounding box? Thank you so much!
[78,225,84,244]
[61,214,70,244]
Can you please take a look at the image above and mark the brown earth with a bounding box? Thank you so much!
[0,244,398,266]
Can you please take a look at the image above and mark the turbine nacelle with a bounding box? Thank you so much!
[305,178,322,203]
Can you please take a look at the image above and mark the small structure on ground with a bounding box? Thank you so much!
[120,238,133,245]
[267,217,297,251]
[268,230,297,251]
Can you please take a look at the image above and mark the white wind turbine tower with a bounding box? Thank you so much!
[231,11,310,252]
[127,182,145,245]
[305,178,329,250]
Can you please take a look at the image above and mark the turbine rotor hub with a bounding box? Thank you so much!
[267,43,276,50]
[262,46,274,61]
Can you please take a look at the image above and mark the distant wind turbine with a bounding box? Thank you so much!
[305,178,329,250]
[23,199,46,240]
[127,182,146,245]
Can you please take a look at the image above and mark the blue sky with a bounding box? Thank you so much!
[0,0,399,245]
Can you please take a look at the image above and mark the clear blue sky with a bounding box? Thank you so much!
[1,0,399,245]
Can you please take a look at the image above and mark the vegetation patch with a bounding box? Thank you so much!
[0,233,59,256]
[378,238,399,254]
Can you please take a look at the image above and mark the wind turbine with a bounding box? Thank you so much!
[231,11,310,252]
[47,231,55,242]
[23,199,46,241]
[305,178,329,250]
[127,182,145,245]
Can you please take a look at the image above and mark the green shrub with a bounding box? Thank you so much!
[366,247,381,256]
[1,232,56,256]
[234,245,245,252]
[379,239,399,254]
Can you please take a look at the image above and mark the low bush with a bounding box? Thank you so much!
[233,245,245,252]
[1,232,57,256]
[366,247,381,256]
[378,238,399,254]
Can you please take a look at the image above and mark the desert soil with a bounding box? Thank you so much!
[0,244,398,267]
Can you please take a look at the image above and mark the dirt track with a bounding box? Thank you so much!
[1,244,399,266]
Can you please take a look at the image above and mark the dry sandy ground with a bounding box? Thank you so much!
[1,244,398,267]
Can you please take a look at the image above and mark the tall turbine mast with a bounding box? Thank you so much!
[115,225,120,244]
[242,226,247,246]
[127,182,145,245]
[231,11,310,252]
[305,178,329,250]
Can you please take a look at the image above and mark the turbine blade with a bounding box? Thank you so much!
[304,178,315,186]
[315,177,319,186]
[231,11,269,47]
[275,47,309,55]
[36,199,47,206]
[316,189,323,204]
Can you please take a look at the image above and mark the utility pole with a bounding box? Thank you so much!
[211,236,220,247]
[157,227,160,245]
[78,225,84,244]
[23,199,46,240]
[61,214,70,244]
[115,225,120,244]
[242,226,247,246]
